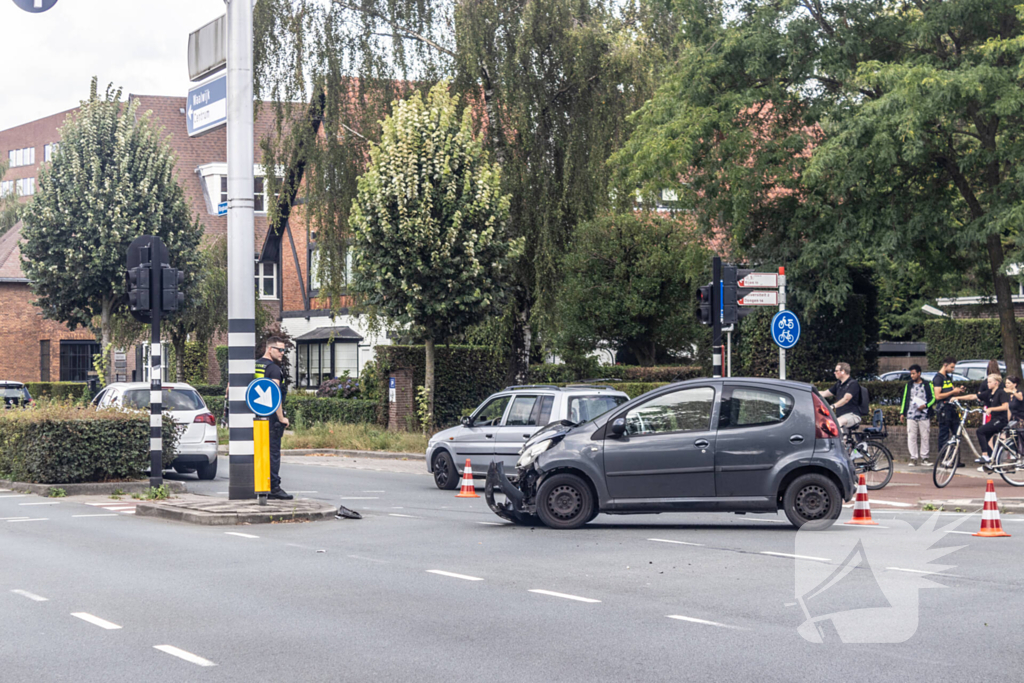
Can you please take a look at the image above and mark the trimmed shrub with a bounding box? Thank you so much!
[373,345,509,428]
[183,341,208,385]
[812,380,975,406]
[0,405,179,484]
[216,345,229,387]
[285,396,376,427]
[204,396,225,419]
[24,382,89,401]
[191,384,225,397]
[527,364,701,384]
[924,318,1024,370]
[614,382,669,399]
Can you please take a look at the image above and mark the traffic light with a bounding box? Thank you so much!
[161,264,185,312]
[696,284,713,326]
[127,253,151,317]
[721,265,755,325]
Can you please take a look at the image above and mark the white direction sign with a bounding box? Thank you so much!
[737,272,778,288]
[186,73,227,137]
[738,290,779,306]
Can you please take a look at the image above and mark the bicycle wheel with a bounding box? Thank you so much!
[933,442,960,488]
[994,442,1024,487]
[855,442,893,490]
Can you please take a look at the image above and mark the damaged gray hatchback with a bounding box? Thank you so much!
[485,377,857,530]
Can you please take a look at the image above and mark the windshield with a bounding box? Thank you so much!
[122,388,205,412]
[2,388,29,400]
[568,395,628,423]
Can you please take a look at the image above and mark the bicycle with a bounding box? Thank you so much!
[987,421,1024,487]
[933,400,986,488]
[843,409,893,490]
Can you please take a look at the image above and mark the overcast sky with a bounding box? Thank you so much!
[0,0,227,130]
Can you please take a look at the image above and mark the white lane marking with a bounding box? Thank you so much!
[347,554,389,564]
[528,589,601,603]
[338,497,378,500]
[0,516,29,520]
[154,645,216,667]
[0,488,9,492]
[427,570,484,581]
[389,513,418,518]
[120,510,136,515]
[667,615,745,630]
[224,532,259,539]
[478,521,507,526]
[648,538,704,547]
[8,518,48,523]
[761,551,831,562]
[837,524,890,529]
[886,566,958,576]
[869,499,915,508]
[748,518,787,523]
[11,589,48,602]
[0,495,27,499]
[71,612,122,630]
[72,514,119,518]
[19,502,60,506]
[945,530,976,535]
[363,490,385,493]
[103,507,135,511]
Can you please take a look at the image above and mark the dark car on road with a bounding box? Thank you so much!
[485,377,856,530]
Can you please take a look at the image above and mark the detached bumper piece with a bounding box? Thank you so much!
[485,462,532,524]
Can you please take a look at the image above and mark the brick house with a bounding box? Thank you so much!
[0,95,386,388]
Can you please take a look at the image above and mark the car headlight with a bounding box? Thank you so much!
[517,439,554,469]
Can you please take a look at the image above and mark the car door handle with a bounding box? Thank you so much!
[485,434,493,438]
[694,439,710,448]
[523,434,531,439]
[790,435,805,444]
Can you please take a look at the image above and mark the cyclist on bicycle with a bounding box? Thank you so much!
[821,362,863,432]
[975,373,1009,467]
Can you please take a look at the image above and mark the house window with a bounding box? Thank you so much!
[43,143,58,162]
[217,175,279,213]
[219,176,228,205]
[16,178,35,196]
[308,243,355,295]
[295,341,360,388]
[39,340,50,382]
[256,261,277,300]
[8,147,34,168]
[59,340,100,382]
[0,180,12,197]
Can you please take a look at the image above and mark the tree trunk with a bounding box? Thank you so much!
[424,335,435,432]
[985,233,1022,375]
[100,298,113,384]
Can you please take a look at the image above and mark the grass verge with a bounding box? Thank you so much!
[282,422,429,453]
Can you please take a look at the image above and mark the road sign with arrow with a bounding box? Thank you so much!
[186,73,227,137]
[245,378,281,418]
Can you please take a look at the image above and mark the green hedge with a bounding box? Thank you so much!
[614,382,669,399]
[0,406,179,484]
[374,345,509,428]
[24,382,89,401]
[812,380,976,406]
[204,396,225,419]
[216,345,229,387]
[192,385,225,397]
[286,396,376,427]
[527,364,701,384]
[924,318,1024,370]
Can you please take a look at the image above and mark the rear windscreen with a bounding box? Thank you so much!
[123,389,205,412]
[569,395,627,423]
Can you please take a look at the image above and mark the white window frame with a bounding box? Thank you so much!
[0,180,12,197]
[16,178,34,196]
[8,147,34,168]
[256,261,278,300]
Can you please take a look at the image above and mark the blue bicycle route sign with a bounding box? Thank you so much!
[771,310,800,349]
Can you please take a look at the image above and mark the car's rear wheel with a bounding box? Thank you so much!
[432,451,460,490]
[782,473,842,530]
[536,473,594,530]
[196,458,218,480]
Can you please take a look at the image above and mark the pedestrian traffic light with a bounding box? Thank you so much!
[721,265,755,325]
[696,284,713,326]
[161,264,185,312]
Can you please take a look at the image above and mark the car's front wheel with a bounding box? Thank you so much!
[432,451,460,490]
[196,458,218,481]
[782,473,842,530]
[536,473,594,530]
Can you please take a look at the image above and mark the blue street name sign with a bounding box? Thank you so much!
[186,73,227,137]
[12,0,59,12]
[245,378,281,418]
[771,311,800,349]
[217,202,228,216]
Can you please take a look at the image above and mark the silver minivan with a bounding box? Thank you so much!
[426,384,630,489]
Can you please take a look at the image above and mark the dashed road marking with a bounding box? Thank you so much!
[154,645,216,667]
[427,570,484,581]
[72,514,119,518]
[648,538,704,547]
[945,530,976,535]
[0,494,27,499]
[224,532,259,539]
[748,518,787,523]
[71,612,122,630]
[0,516,29,520]
[667,615,745,630]
[8,518,48,523]
[11,589,47,602]
[19,502,60,506]
[478,521,507,526]
[886,566,959,577]
[869,499,915,508]
[389,513,418,518]
[528,589,601,603]
[338,497,379,500]
[761,551,831,562]
[347,555,389,564]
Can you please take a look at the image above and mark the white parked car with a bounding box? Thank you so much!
[92,382,219,480]
[426,384,630,490]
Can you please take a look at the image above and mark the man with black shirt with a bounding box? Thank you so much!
[255,336,292,500]
[821,362,863,431]
[933,356,969,455]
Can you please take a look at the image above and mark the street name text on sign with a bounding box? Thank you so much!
[738,291,779,306]
[245,378,281,418]
[389,377,397,403]
[771,310,800,349]
[186,73,227,137]
[12,0,59,12]
[217,202,228,216]
[736,272,778,288]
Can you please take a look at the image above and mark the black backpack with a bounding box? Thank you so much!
[859,385,870,416]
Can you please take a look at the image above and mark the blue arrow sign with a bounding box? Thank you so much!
[771,311,800,349]
[12,0,59,13]
[186,73,227,137]
[245,378,281,418]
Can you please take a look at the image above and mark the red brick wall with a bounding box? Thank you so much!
[278,209,354,314]
[387,368,415,432]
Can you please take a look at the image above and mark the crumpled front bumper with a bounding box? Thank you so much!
[485,461,529,523]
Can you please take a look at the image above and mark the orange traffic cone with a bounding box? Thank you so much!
[845,474,878,525]
[455,459,479,498]
[973,480,1011,537]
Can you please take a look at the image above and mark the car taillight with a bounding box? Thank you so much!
[194,413,216,426]
[812,393,839,438]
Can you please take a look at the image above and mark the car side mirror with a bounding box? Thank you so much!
[609,418,626,438]
[461,416,472,427]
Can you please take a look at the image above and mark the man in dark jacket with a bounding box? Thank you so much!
[899,365,935,466]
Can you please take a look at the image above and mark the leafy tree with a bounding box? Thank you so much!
[166,238,228,381]
[611,0,1024,370]
[349,82,521,426]
[0,160,23,237]
[554,213,709,366]
[21,79,202,382]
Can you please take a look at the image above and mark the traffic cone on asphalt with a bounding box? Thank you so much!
[456,459,479,498]
[973,480,1011,537]
[845,474,878,525]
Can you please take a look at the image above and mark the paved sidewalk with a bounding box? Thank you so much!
[863,463,1024,512]
[135,493,337,525]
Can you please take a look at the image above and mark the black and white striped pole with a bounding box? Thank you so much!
[226,0,257,499]
[712,256,723,378]
[148,252,163,489]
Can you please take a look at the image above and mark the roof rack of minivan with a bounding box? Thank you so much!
[564,384,618,391]
[503,384,560,391]
[575,378,623,383]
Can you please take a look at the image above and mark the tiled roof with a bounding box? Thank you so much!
[0,221,25,279]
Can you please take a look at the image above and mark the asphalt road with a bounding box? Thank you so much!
[2,456,1022,682]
